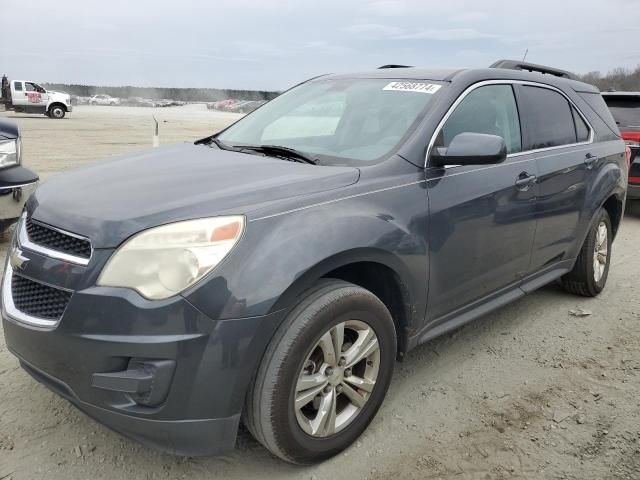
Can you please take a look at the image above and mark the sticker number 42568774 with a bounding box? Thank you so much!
[383,82,442,94]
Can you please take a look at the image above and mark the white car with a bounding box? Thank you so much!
[89,94,120,106]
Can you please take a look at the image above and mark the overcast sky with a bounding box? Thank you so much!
[1,0,638,91]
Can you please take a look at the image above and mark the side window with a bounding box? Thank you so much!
[436,84,522,154]
[520,86,577,149]
[14,82,23,91]
[25,82,35,92]
[572,107,590,142]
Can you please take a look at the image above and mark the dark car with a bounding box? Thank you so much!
[1,61,627,464]
[0,118,38,233]
[602,92,640,199]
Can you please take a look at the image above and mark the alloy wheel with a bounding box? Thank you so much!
[593,221,608,282]
[294,320,380,437]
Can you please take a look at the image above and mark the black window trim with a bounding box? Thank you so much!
[425,79,594,168]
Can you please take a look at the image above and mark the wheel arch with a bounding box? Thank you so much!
[602,193,623,239]
[47,102,67,112]
[270,249,414,357]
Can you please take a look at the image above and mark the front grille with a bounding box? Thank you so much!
[26,218,91,259]
[11,273,72,320]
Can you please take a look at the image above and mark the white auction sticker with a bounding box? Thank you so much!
[383,82,442,94]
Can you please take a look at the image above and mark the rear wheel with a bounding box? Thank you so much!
[561,208,612,297]
[48,105,65,119]
[244,280,396,464]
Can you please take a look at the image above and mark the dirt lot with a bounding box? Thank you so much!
[0,105,639,480]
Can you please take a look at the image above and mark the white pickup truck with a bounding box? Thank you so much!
[1,77,72,119]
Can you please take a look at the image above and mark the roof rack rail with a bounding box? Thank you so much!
[378,64,413,69]
[489,59,580,81]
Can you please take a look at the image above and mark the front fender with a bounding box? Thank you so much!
[183,183,429,325]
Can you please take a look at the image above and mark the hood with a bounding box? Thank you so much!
[29,143,359,248]
[48,90,70,99]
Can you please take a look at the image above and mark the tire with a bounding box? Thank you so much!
[48,105,65,119]
[561,208,612,297]
[244,279,396,464]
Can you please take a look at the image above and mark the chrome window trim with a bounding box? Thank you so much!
[425,79,595,168]
[17,213,92,266]
[2,262,60,328]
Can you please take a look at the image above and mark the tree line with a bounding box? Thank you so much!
[41,83,280,102]
[41,65,640,102]
[579,65,640,92]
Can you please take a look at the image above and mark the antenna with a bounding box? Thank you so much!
[522,49,529,62]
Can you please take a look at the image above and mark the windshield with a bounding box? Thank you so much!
[603,95,640,128]
[218,78,443,164]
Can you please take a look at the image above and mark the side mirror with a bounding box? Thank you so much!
[431,132,507,167]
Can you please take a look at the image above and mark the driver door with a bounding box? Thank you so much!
[24,82,48,108]
[425,83,539,325]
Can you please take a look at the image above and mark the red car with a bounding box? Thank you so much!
[602,92,640,199]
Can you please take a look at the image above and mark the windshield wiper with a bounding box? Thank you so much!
[208,136,243,152]
[240,144,318,165]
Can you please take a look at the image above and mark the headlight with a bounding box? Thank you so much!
[0,138,20,168]
[97,216,245,300]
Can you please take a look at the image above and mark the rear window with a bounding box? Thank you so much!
[519,86,576,149]
[13,82,22,91]
[602,95,640,128]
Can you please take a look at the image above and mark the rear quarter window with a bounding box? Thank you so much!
[572,107,591,142]
[579,92,620,136]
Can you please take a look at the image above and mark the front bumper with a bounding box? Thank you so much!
[1,240,284,455]
[16,354,240,456]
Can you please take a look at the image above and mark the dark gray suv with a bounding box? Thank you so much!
[1,60,627,464]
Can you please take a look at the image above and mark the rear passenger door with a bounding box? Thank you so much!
[515,85,592,274]
[12,81,27,106]
[425,83,539,323]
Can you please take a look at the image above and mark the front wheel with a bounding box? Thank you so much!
[244,280,396,464]
[48,105,65,119]
[561,208,612,297]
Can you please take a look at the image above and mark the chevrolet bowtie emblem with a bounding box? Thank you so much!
[10,248,29,271]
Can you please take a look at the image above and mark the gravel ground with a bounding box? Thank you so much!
[0,105,639,480]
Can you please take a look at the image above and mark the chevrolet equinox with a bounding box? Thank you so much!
[1,60,628,464]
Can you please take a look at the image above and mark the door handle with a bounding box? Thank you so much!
[585,153,598,169]
[515,172,537,189]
